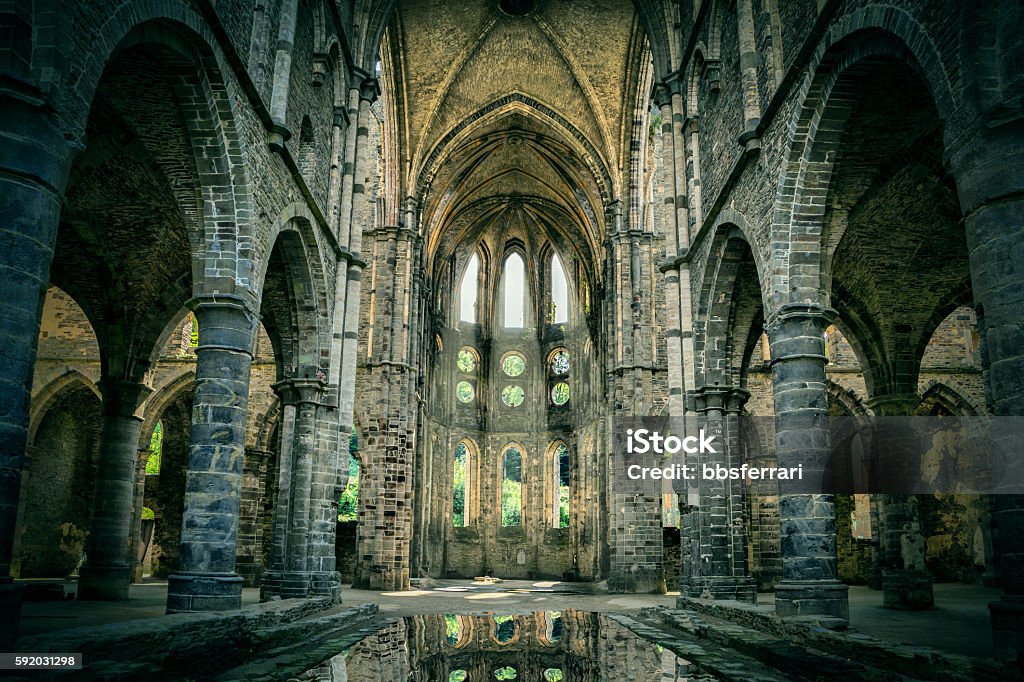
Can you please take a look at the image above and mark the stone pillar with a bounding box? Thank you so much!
[130,449,149,583]
[0,90,77,645]
[237,448,270,587]
[681,387,756,602]
[947,119,1024,659]
[606,217,664,593]
[767,304,848,622]
[79,379,151,599]
[262,378,328,599]
[166,295,256,613]
[866,394,933,610]
[354,225,419,591]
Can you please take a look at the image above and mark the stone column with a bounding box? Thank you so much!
[947,119,1024,659]
[130,449,149,583]
[166,295,256,613]
[237,448,270,587]
[865,394,933,610]
[767,304,848,622]
[682,387,756,602]
[262,378,327,599]
[354,224,419,591]
[0,90,77,645]
[79,379,151,599]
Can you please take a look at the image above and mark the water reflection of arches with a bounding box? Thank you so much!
[492,614,518,645]
[299,610,685,681]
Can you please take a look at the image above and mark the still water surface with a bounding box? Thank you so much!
[295,610,716,681]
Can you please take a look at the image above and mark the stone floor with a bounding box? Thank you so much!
[16,579,1000,659]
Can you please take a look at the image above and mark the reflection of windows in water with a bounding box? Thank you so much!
[445,614,461,645]
[494,615,516,643]
[449,670,467,682]
[494,665,518,680]
[543,669,564,682]
[549,611,562,642]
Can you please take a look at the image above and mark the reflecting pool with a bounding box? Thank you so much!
[295,610,714,681]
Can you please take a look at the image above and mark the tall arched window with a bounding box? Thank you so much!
[552,442,570,528]
[146,421,163,475]
[460,253,479,323]
[502,253,526,328]
[501,446,523,526]
[453,440,472,527]
[550,252,569,324]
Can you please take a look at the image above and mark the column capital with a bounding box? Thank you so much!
[332,104,349,128]
[98,378,152,419]
[691,386,750,414]
[311,53,329,88]
[765,303,837,333]
[359,76,381,104]
[652,81,676,108]
[273,377,327,406]
[186,294,257,355]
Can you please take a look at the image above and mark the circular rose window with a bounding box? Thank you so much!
[501,385,525,407]
[550,350,569,375]
[456,381,474,403]
[457,348,477,373]
[501,352,526,377]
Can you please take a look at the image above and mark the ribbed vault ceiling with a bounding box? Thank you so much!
[382,0,650,270]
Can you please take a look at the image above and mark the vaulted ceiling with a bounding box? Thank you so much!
[380,0,652,268]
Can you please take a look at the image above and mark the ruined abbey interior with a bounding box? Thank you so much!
[1,0,1023,679]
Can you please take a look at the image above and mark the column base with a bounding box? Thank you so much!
[78,564,132,601]
[608,567,663,594]
[680,576,758,604]
[774,580,849,623]
[261,570,342,602]
[237,562,263,588]
[882,569,933,610]
[990,596,1024,661]
[166,572,243,613]
[0,578,24,650]
[866,565,883,590]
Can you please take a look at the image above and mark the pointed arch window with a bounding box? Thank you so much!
[502,253,526,328]
[552,442,570,528]
[453,441,472,527]
[460,253,480,323]
[146,421,163,475]
[501,446,523,526]
[550,252,569,324]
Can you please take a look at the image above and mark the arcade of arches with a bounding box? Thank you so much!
[2,0,1024,668]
